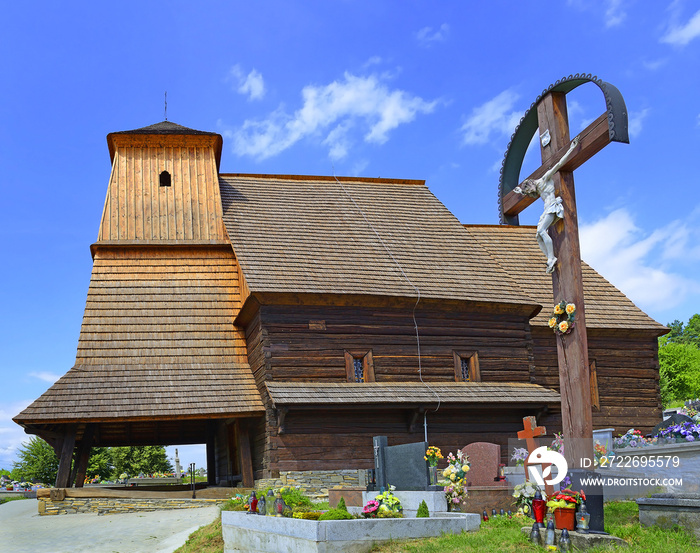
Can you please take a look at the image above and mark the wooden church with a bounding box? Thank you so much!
[14,121,666,488]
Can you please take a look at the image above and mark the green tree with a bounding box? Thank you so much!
[86,447,113,480]
[109,446,173,478]
[658,341,700,406]
[11,437,59,484]
[659,314,700,407]
[663,314,700,347]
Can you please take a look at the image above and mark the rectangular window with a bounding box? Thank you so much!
[453,351,481,382]
[345,350,375,383]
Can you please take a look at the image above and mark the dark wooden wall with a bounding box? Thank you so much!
[531,327,662,434]
[244,303,539,476]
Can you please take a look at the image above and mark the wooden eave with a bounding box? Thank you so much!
[107,132,223,171]
[89,240,233,259]
[265,382,561,408]
[234,291,541,327]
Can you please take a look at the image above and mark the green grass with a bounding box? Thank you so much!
[0,496,28,505]
[174,501,699,553]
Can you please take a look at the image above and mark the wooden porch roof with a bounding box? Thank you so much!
[15,363,263,424]
[266,381,561,407]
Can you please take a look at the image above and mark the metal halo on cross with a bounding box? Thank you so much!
[498,74,630,225]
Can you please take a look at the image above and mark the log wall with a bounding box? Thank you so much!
[244,304,540,476]
[531,327,662,434]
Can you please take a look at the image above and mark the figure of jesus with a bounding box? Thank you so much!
[514,136,579,273]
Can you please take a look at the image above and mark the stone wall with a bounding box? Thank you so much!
[254,469,368,499]
[38,497,222,516]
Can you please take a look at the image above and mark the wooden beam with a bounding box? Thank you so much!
[73,424,96,488]
[206,422,217,486]
[236,420,254,488]
[502,113,610,218]
[55,425,77,488]
[538,92,594,468]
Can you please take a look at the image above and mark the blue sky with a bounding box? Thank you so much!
[2,1,699,471]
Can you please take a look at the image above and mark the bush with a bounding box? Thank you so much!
[292,511,323,520]
[336,497,348,511]
[416,500,429,518]
[318,508,354,520]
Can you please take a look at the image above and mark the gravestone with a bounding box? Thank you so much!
[462,442,505,487]
[371,436,436,491]
[651,413,694,437]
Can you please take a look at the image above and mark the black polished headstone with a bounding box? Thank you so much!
[384,441,430,491]
[372,436,388,491]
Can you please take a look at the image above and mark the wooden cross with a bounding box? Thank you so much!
[517,416,554,496]
[517,415,546,452]
[501,80,628,468]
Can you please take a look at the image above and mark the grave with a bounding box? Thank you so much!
[637,493,700,540]
[222,510,480,553]
[461,442,512,514]
[369,436,438,492]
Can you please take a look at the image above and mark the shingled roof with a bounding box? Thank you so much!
[14,246,263,427]
[465,224,665,331]
[219,174,538,311]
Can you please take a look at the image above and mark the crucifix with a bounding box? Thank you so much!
[499,75,629,468]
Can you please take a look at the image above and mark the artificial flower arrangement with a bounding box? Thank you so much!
[363,485,403,518]
[511,447,528,467]
[512,480,544,515]
[424,446,443,466]
[439,450,471,509]
[548,301,576,335]
[613,429,655,449]
[657,421,700,443]
[546,488,585,511]
[549,432,565,455]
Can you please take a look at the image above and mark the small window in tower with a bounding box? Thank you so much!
[344,350,375,383]
[453,351,481,382]
[159,170,172,187]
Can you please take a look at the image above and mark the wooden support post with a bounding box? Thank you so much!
[207,422,217,486]
[73,425,96,488]
[55,425,77,488]
[236,420,254,488]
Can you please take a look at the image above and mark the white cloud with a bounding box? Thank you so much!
[604,0,627,27]
[231,73,437,160]
[0,400,32,470]
[661,8,700,46]
[460,90,522,146]
[416,24,450,47]
[628,108,650,138]
[228,65,266,101]
[580,208,700,313]
[29,371,61,384]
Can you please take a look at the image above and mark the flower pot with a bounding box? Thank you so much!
[553,507,576,531]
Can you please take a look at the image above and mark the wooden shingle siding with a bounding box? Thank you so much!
[77,247,247,365]
[15,245,264,424]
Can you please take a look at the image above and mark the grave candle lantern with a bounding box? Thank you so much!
[577,502,590,533]
[274,493,286,516]
[533,490,547,528]
[266,489,275,515]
